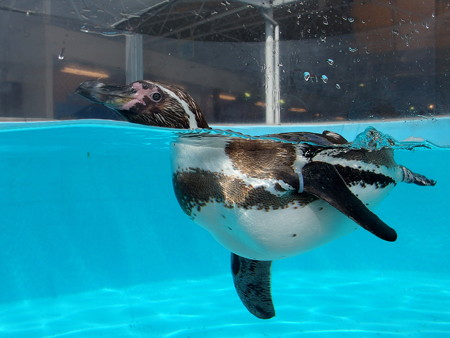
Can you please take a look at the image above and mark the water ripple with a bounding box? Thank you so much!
[0,270,449,337]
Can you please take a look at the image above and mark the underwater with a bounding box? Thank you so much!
[0,118,448,337]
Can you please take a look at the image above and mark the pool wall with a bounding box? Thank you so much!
[0,117,448,305]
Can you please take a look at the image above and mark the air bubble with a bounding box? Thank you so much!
[327,58,334,65]
[348,17,355,23]
[58,48,65,60]
[348,47,358,53]
[336,84,341,89]
[304,72,311,81]
[321,75,328,83]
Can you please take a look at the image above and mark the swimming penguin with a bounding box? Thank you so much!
[76,80,436,319]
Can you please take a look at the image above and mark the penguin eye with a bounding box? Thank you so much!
[151,92,162,102]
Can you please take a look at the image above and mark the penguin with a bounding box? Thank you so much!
[76,80,436,319]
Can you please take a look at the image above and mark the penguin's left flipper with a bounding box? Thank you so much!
[302,161,397,242]
[231,253,275,319]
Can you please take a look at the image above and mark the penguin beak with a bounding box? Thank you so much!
[76,80,135,109]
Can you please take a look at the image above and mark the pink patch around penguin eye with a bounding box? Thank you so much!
[121,82,160,110]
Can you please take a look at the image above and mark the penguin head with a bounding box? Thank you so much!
[76,80,209,129]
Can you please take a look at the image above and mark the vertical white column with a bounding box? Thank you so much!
[125,34,143,83]
[44,0,54,119]
[264,9,274,124]
[273,23,280,124]
[263,8,280,125]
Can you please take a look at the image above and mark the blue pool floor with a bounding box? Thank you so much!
[1,270,449,337]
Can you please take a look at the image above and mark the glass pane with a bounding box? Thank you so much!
[0,0,448,123]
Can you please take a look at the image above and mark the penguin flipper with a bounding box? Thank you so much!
[231,253,275,319]
[302,161,397,242]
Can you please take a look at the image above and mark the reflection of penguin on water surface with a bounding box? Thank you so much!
[77,80,436,319]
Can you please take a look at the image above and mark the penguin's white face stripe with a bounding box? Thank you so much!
[155,83,199,129]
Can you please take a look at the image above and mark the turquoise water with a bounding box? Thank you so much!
[1,271,449,337]
[0,118,449,337]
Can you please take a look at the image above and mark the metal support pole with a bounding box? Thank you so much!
[262,9,280,124]
[125,34,144,83]
[264,10,274,124]
[44,0,54,119]
[274,23,280,124]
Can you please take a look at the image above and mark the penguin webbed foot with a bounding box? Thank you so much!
[231,253,275,319]
[400,166,436,186]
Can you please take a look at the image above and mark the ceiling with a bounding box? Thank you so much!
[0,0,440,43]
[0,0,354,42]
[113,0,354,42]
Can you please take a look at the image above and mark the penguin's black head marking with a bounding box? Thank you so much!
[76,80,209,129]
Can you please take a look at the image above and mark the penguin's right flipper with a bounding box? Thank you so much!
[302,161,397,242]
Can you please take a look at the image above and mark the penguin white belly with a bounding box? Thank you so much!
[192,200,353,260]
[192,183,394,261]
